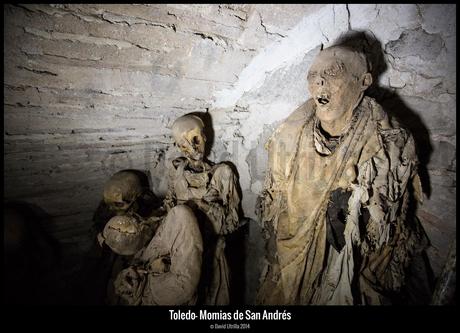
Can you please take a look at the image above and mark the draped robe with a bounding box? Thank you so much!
[257,96,426,305]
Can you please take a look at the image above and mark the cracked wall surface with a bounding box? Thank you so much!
[4,4,456,299]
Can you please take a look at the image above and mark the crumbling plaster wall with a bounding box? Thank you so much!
[4,4,455,289]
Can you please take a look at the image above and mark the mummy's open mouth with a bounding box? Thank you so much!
[317,95,330,105]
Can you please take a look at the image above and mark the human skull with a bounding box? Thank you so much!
[171,115,206,161]
[307,46,372,124]
[102,215,148,256]
[103,171,143,215]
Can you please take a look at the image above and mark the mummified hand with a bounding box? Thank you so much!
[97,232,105,247]
[115,266,146,297]
[148,256,171,274]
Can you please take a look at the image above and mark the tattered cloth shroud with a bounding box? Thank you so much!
[257,96,426,305]
[114,205,203,305]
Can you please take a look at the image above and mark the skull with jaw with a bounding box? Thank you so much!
[307,46,372,136]
[172,115,206,162]
[103,171,143,215]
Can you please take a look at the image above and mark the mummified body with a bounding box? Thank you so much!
[164,114,241,305]
[79,170,159,304]
[108,171,204,306]
[114,114,240,305]
[256,45,427,305]
[114,205,203,305]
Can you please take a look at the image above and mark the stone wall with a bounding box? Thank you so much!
[4,4,456,300]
